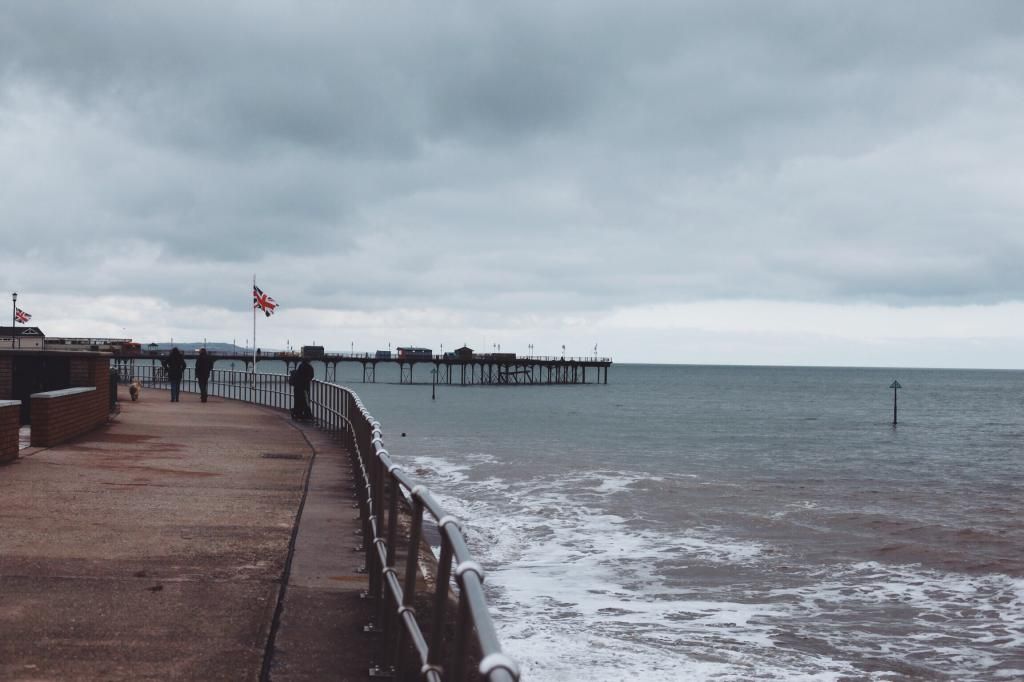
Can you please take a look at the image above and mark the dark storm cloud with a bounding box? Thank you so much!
[3,1,1024,314]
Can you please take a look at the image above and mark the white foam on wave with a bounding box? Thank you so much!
[405,453,1024,681]
[768,562,1024,679]
[405,454,862,680]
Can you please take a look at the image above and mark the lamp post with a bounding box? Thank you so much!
[562,344,566,359]
[351,341,354,355]
[11,292,16,348]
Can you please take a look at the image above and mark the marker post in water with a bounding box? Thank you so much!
[890,379,902,425]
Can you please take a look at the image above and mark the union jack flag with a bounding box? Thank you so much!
[253,285,278,317]
[15,308,31,324]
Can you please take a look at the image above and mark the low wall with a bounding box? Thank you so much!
[0,350,112,425]
[30,388,106,448]
[0,400,19,463]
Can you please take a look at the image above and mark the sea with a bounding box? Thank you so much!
[164,359,1024,679]
[336,362,1023,681]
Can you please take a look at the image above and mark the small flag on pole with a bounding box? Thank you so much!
[15,308,31,324]
[253,285,278,317]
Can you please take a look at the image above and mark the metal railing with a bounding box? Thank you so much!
[116,364,520,682]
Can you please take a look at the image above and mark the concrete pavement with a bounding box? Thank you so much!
[0,387,370,681]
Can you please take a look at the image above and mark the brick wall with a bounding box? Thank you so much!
[30,388,105,448]
[0,356,11,400]
[0,351,112,435]
[0,400,19,462]
[69,357,91,388]
[71,355,111,410]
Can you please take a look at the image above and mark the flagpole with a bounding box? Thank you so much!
[11,292,16,349]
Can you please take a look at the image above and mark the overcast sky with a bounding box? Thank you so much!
[3,2,1024,366]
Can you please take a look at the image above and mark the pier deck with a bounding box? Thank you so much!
[0,387,367,681]
[115,351,612,386]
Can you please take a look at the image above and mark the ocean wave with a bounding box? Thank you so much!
[404,453,1023,681]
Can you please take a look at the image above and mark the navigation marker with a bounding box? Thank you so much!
[889,379,902,426]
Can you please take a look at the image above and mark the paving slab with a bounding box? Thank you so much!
[0,389,315,681]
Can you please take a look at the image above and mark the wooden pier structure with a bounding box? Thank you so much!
[113,351,612,386]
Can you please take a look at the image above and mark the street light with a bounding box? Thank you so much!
[11,292,17,348]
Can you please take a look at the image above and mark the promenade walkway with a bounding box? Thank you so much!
[0,387,369,681]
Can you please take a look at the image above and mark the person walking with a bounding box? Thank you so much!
[195,348,214,403]
[291,358,314,420]
[166,347,186,402]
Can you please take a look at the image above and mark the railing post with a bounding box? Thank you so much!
[450,586,471,682]
[371,566,397,678]
[428,528,455,670]
[386,474,400,569]
[403,494,424,610]
[382,492,420,674]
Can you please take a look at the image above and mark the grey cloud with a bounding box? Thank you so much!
[3,1,1024,318]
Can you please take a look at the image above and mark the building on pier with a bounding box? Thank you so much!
[396,346,432,360]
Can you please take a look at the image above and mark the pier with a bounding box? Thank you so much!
[114,350,613,386]
[0,362,519,681]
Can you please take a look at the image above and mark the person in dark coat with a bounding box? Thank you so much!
[195,348,214,403]
[291,358,315,419]
[166,347,186,402]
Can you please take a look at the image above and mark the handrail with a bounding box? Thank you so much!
[116,364,519,681]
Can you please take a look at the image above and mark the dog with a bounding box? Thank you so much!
[129,377,143,402]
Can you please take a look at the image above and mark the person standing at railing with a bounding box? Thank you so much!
[166,347,186,403]
[291,358,314,420]
[195,348,214,403]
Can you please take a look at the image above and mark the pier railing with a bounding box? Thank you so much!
[117,365,519,682]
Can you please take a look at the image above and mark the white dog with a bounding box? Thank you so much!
[129,378,143,402]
